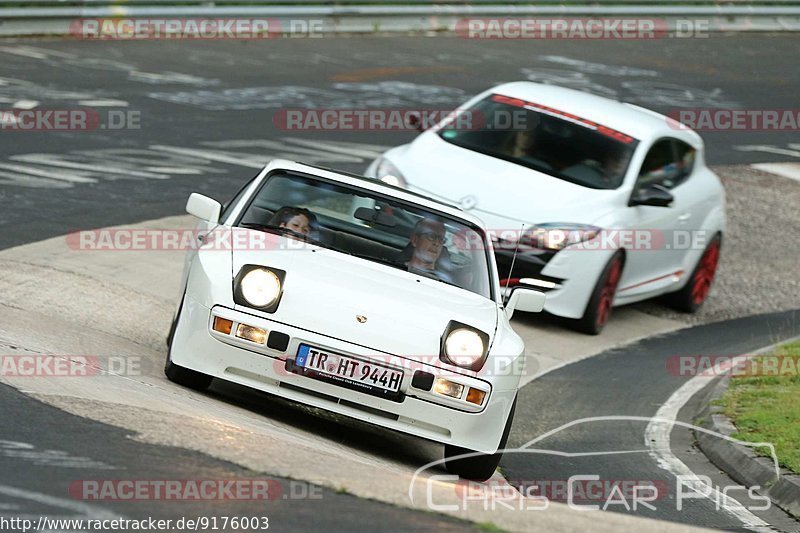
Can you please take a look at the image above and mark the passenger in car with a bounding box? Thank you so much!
[501,115,554,171]
[268,206,317,237]
[506,128,537,158]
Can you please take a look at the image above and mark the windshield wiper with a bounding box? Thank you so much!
[239,222,330,249]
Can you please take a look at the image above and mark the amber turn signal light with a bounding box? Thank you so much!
[212,316,233,335]
[466,387,486,406]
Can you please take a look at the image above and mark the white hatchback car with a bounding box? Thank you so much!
[367,82,726,334]
[166,160,546,480]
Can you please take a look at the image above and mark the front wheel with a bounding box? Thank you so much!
[572,252,624,335]
[165,355,213,391]
[665,233,721,313]
[444,396,516,481]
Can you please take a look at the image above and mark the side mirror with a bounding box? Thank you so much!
[186,193,221,223]
[505,288,546,320]
[629,184,674,208]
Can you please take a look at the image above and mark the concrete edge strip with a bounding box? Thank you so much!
[693,337,800,520]
[645,359,770,528]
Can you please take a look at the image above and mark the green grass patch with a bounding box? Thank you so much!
[719,340,800,473]
[476,522,506,533]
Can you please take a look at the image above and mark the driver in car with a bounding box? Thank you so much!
[402,218,456,284]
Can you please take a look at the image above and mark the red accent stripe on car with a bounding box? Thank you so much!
[619,270,684,292]
[490,94,636,144]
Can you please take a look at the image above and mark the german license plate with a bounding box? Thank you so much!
[291,344,403,401]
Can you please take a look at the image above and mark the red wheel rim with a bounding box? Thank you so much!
[596,259,622,328]
[691,240,720,305]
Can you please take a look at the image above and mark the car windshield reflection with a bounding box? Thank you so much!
[237,172,494,300]
[438,94,639,190]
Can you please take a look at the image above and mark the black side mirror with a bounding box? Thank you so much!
[629,184,674,207]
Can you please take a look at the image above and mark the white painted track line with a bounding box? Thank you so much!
[751,162,800,183]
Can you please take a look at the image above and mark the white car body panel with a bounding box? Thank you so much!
[232,243,499,357]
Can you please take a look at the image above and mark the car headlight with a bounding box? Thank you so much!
[440,321,490,371]
[233,265,286,313]
[523,223,601,251]
[371,157,407,188]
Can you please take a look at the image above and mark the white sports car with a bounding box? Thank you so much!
[166,160,546,480]
[367,82,726,334]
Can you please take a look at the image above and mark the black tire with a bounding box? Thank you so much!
[164,294,212,391]
[166,290,186,348]
[444,396,516,481]
[665,233,721,313]
[166,310,179,348]
[572,251,625,335]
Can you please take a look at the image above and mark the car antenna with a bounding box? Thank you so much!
[504,224,525,302]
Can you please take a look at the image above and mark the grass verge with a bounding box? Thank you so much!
[718,339,800,473]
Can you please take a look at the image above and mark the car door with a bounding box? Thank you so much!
[666,139,708,242]
[618,138,697,299]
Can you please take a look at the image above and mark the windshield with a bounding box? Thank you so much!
[237,172,494,300]
[438,94,639,189]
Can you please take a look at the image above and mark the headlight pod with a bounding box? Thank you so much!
[523,223,601,251]
[372,157,407,188]
[440,321,490,371]
[241,269,280,307]
[233,265,286,313]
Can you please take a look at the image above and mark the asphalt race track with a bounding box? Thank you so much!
[1,33,800,532]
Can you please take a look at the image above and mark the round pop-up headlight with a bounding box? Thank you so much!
[444,328,486,367]
[240,268,281,308]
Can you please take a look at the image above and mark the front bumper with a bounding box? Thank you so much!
[495,245,617,319]
[170,295,518,453]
